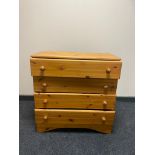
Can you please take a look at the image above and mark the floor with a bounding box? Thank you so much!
[19,99,135,155]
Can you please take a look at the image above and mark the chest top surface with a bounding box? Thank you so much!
[31,51,121,61]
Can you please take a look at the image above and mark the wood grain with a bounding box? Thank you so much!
[33,77,118,94]
[34,93,116,110]
[31,51,121,61]
[30,51,122,134]
[30,58,122,79]
[35,109,115,133]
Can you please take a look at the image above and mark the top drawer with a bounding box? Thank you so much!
[30,58,122,79]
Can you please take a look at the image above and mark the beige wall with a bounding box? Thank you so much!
[19,0,135,96]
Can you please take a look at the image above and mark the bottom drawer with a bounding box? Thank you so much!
[35,109,115,133]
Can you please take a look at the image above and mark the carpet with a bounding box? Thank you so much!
[19,99,135,155]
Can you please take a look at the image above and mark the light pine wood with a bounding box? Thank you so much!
[35,109,115,133]
[30,51,122,134]
[30,58,122,79]
[31,51,121,61]
[33,77,118,94]
[34,93,116,110]
[35,124,114,133]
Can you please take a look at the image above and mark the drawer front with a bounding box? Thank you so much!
[30,58,122,79]
[33,77,117,94]
[34,93,116,110]
[35,109,115,133]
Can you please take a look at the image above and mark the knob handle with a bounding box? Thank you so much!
[43,115,48,120]
[106,68,111,73]
[101,117,106,122]
[42,83,47,87]
[104,85,108,89]
[103,101,107,106]
[40,66,45,71]
[43,99,48,104]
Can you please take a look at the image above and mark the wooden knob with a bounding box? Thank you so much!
[104,85,108,89]
[43,115,48,120]
[106,68,111,73]
[43,99,48,104]
[101,117,106,122]
[42,83,47,87]
[40,66,45,71]
[103,101,107,106]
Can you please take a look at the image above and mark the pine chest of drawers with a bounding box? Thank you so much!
[30,51,122,133]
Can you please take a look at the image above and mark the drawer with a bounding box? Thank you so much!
[35,109,115,133]
[30,58,122,79]
[33,77,117,94]
[34,93,116,110]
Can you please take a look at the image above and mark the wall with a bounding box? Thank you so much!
[19,0,135,96]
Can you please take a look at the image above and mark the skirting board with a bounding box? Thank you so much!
[19,95,135,102]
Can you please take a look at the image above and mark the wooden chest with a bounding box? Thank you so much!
[30,51,122,133]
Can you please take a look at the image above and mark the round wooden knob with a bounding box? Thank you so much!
[106,68,111,73]
[43,115,48,120]
[42,83,47,87]
[40,66,45,71]
[43,99,48,104]
[101,117,106,122]
[103,101,107,106]
[104,85,108,89]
